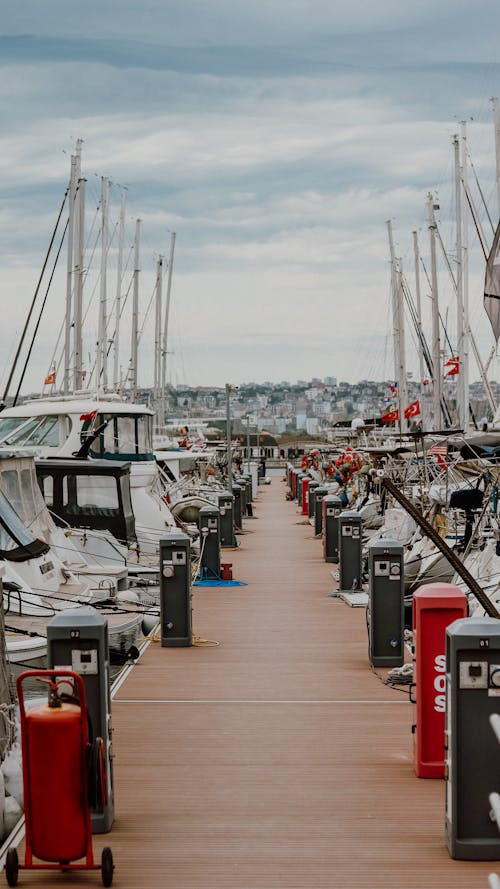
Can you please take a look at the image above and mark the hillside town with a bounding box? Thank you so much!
[159,376,500,439]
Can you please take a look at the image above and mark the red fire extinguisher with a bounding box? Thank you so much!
[4,670,113,886]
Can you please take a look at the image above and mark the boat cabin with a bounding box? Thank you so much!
[0,396,155,462]
[35,458,137,548]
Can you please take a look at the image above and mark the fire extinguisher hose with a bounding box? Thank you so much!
[86,737,107,809]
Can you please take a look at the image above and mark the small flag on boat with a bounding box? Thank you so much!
[484,218,500,342]
[44,370,56,386]
[79,409,98,423]
[386,381,398,395]
[444,356,460,377]
[404,400,421,419]
[428,441,448,469]
[380,408,399,423]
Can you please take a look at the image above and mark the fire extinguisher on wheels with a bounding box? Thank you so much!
[4,670,114,886]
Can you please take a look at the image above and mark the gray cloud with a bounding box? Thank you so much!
[1,1,500,392]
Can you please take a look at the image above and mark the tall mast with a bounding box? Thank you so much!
[64,152,78,395]
[74,139,85,392]
[453,133,465,429]
[460,122,470,431]
[130,218,141,399]
[97,177,110,391]
[113,187,127,391]
[154,256,163,410]
[161,231,176,424]
[386,221,407,433]
[412,229,428,425]
[427,193,442,429]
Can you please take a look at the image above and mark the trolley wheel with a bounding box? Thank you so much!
[101,847,114,887]
[5,848,18,887]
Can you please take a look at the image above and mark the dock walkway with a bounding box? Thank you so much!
[22,476,498,886]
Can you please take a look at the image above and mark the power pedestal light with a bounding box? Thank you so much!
[446,617,500,860]
[338,511,363,594]
[241,476,252,514]
[242,474,253,502]
[292,468,303,499]
[296,472,306,507]
[159,531,192,647]
[217,491,234,548]
[367,539,404,667]
[322,495,343,563]
[301,476,312,517]
[232,483,243,530]
[237,478,248,517]
[198,505,221,579]
[47,607,114,834]
[313,486,329,537]
[307,481,320,519]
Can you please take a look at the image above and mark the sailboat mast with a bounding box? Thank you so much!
[130,218,141,399]
[154,256,163,409]
[386,221,407,433]
[460,122,470,430]
[160,231,176,424]
[64,153,77,395]
[453,133,465,429]
[97,177,110,391]
[74,140,85,392]
[427,194,442,429]
[113,187,127,391]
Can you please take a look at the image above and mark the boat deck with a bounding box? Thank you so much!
[13,477,499,886]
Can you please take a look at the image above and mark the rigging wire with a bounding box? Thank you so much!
[13,219,69,406]
[2,186,69,404]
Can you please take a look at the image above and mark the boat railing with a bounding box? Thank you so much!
[488,714,500,888]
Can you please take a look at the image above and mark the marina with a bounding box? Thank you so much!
[4,475,497,887]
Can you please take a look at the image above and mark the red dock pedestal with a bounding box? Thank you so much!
[413,583,467,778]
[301,477,312,516]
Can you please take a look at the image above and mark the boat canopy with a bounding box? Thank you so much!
[0,489,50,562]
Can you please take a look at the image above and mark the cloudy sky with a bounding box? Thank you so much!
[1,1,500,395]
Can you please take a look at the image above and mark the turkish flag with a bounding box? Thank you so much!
[381,408,399,423]
[44,371,56,385]
[404,400,421,419]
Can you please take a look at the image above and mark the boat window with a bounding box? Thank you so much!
[89,413,153,459]
[64,475,119,511]
[119,475,133,515]
[137,415,153,453]
[39,475,53,508]
[21,467,39,518]
[0,489,49,560]
[2,415,61,447]
[1,469,22,516]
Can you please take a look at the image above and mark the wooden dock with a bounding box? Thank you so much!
[14,476,499,886]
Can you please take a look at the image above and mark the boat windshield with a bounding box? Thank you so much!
[0,415,61,447]
[0,489,50,561]
[0,417,31,442]
[86,413,154,460]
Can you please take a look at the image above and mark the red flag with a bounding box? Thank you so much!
[44,371,56,386]
[404,400,421,419]
[381,408,399,423]
[79,409,98,423]
[444,356,459,377]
